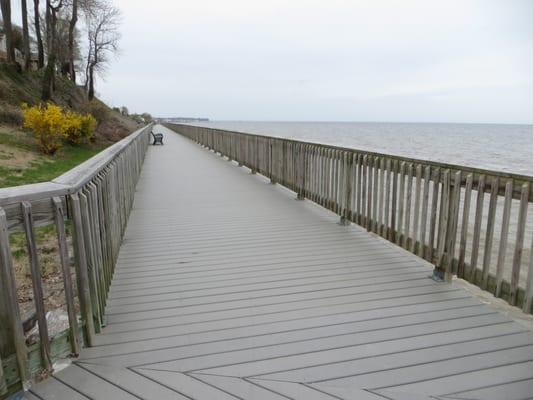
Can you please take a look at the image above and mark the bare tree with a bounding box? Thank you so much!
[0,0,16,63]
[21,0,31,69]
[85,1,120,100]
[67,0,77,81]
[33,0,44,67]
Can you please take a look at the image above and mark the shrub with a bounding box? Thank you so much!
[22,103,97,154]
[89,101,109,123]
[64,111,96,144]
[22,103,67,155]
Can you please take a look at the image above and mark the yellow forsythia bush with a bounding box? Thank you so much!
[22,103,67,155]
[64,111,96,145]
[22,103,97,154]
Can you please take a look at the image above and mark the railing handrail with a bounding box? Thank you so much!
[177,123,533,198]
[53,125,151,190]
[0,125,153,207]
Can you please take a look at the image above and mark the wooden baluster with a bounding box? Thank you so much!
[428,167,440,263]
[366,156,373,231]
[469,175,486,283]
[377,158,385,235]
[70,193,96,346]
[403,163,413,249]
[320,148,326,207]
[447,171,462,272]
[21,201,53,372]
[52,197,80,356]
[341,153,354,225]
[524,235,533,313]
[481,177,499,290]
[495,180,513,297]
[436,170,450,275]
[361,155,368,227]
[397,161,406,245]
[0,208,29,384]
[418,166,431,258]
[412,164,422,253]
[390,160,398,242]
[356,154,363,224]
[80,191,103,332]
[510,183,529,305]
[371,156,379,232]
[384,159,392,239]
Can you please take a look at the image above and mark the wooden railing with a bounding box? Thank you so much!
[166,123,533,315]
[0,124,152,397]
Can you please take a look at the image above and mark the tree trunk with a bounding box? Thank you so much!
[21,0,31,70]
[0,0,16,63]
[33,0,44,68]
[42,2,56,101]
[87,64,95,100]
[67,0,77,82]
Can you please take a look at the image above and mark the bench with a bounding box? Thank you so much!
[151,130,164,145]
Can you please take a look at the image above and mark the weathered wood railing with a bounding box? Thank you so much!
[0,124,152,397]
[166,123,533,316]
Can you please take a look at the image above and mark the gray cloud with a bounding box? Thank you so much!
[10,0,533,123]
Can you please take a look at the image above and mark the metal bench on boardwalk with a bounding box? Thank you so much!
[151,129,164,145]
[1,124,532,400]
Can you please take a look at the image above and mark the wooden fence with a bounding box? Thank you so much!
[165,123,533,316]
[0,124,152,397]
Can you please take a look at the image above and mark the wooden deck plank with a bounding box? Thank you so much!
[190,374,289,399]
[382,360,533,398]
[252,331,533,383]
[311,347,533,392]
[80,298,483,360]
[133,368,239,399]
[76,363,190,400]
[444,377,533,400]
[81,303,501,367]
[26,126,533,399]
[52,364,139,399]
[247,379,341,400]
[29,376,90,400]
[138,316,519,373]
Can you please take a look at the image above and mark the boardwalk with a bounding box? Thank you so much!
[26,126,533,400]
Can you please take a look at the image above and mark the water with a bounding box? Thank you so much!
[192,121,533,176]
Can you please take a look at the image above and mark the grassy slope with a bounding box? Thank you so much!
[0,64,140,143]
[0,125,105,188]
[0,63,141,187]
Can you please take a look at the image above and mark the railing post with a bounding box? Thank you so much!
[510,183,529,305]
[21,202,53,372]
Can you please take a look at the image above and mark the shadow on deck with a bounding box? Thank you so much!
[25,126,533,400]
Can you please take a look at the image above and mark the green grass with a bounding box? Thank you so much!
[0,129,105,188]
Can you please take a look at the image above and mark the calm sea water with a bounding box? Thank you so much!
[192,122,533,176]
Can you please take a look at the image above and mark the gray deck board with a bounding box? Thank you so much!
[27,126,533,399]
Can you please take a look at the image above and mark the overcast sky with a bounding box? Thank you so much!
[11,0,533,123]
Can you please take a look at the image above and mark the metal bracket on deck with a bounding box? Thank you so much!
[431,268,445,282]
[339,216,351,226]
